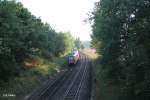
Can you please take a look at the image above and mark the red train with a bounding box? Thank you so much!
[68,50,80,65]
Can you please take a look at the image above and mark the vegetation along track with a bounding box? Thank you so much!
[26,53,92,100]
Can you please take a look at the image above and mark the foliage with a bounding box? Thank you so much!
[0,0,73,80]
[55,32,74,56]
[74,37,84,50]
[0,55,67,100]
[91,0,150,100]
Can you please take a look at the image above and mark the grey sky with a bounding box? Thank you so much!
[19,0,98,41]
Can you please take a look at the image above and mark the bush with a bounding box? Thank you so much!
[0,54,20,80]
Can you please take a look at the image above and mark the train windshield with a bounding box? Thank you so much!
[69,56,74,60]
[71,50,78,56]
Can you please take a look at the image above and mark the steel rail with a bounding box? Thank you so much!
[62,55,88,100]
[50,53,85,100]
[27,53,85,100]
[27,70,67,100]
[74,57,89,100]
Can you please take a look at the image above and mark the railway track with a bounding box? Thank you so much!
[62,55,91,100]
[26,53,92,100]
[48,54,85,100]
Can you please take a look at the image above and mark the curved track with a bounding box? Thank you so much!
[26,53,92,100]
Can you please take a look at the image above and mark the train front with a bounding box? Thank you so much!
[68,55,75,65]
[68,50,79,66]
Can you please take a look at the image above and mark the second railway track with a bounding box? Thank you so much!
[26,53,92,100]
[62,55,89,100]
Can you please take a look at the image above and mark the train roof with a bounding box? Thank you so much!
[69,50,79,56]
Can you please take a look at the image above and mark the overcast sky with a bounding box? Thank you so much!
[19,0,98,41]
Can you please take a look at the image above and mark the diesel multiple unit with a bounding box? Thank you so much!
[68,51,80,65]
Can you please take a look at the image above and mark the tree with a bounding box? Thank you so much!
[55,32,74,56]
[0,0,74,80]
[91,0,150,100]
[74,38,84,50]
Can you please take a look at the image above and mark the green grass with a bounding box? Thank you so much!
[52,55,68,67]
[0,55,68,100]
